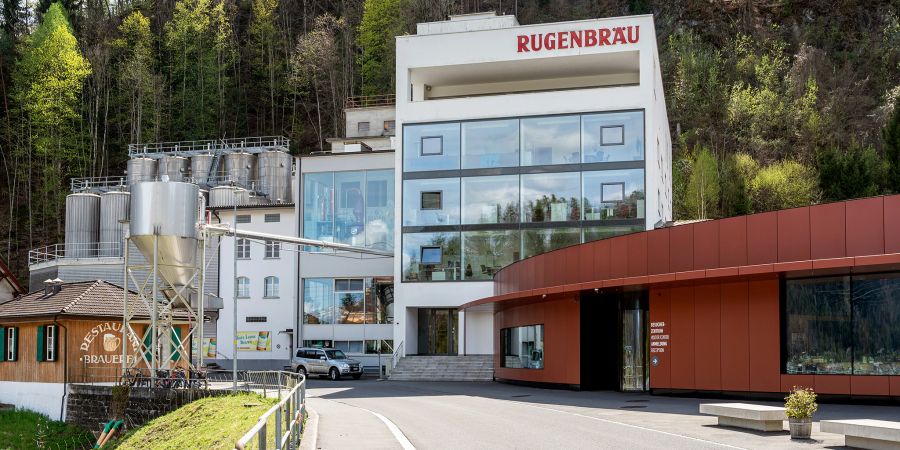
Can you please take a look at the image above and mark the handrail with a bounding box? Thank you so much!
[128,136,290,157]
[70,176,128,193]
[235,371,306,450]
[345,94,395,109]
[28,242,123,266]
[391,341,404,373]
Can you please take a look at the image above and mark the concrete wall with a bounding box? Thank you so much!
[0,381,66,420]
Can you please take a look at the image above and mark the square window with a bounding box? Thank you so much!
[264,214,280,223]
[421,136,443,156]
[601,182,625,203]
[601,125,624,146]
[420,191,442,210]
[421,246,442,264]
[236,215,251,224]
[384,120,395,132]
[358,121,370,133]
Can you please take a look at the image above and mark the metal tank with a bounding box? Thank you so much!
[65,193,100,258]
[158,155,189,182]
[129,181,200,286]
[99,191,130,257]
[191,154,214,184]
[223,152,254,187]
[208,186,250,207]
[127,157,157,185]
[256,150,292,203]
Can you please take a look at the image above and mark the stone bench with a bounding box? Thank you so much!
[820,419,900,450]
[699,403,786,432]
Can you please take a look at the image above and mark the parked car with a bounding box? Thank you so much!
[291,347,362,380]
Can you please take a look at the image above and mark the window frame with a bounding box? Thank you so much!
[420,246,443,265]
[236,238,251,259]
[4,327,17,361]
[45,325,57,362]
[358,121,370,133]
[264,276,280,298]
[235,276,251,298]
[600,182,626,203]
[264,240,281,259]
[420,136,444,156]
[600,125,625,146]
[264,213,281,223]
[420,191,443,211]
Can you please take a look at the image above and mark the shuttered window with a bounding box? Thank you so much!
[5,327,17,361]
[37,325,57,362]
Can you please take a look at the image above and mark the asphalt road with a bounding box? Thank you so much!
[304,378,899,449]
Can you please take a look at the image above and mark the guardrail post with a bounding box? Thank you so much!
[275,408,282,450]
[259,423,267,450]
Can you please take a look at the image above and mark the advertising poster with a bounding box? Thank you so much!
[193,337,218,357]
[237,331,271,351]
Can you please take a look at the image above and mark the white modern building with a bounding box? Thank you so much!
[393,13,671,357]
[298,100,397,372]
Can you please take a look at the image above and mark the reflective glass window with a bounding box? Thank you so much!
[404,123,461,171]
[462,175,519,224]
[582,169,645,220]
[303,278,333,324]
[364,278,394,324]
[365,339,394,354]
[462,231,521,280]
[402,232,462,281]
[785,277,852,375]
[582,111,644,162]
[521,172,581,223]
[462,119,519,168]
[583,225,644,243]
[335,278,365,324]
[851,274,899,375]
[334,171,366,246]
[402,178,460,226]
[365,170,394,251]
[521,115,580,166]
[501,325,544,369]
[522,228,581,259]
[303,172,334,243]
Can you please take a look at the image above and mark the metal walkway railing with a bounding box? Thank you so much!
[234,371,306,450]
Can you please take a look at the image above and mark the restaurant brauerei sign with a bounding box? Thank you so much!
[517,26,640,53]
[80,321,140,365]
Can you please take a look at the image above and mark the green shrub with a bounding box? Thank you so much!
[784,386,818,419]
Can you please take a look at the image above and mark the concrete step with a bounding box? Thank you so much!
[389,355,494,382]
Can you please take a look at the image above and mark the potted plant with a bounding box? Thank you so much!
[785,386,818,439]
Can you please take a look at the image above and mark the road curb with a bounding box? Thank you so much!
[300,406,319,450]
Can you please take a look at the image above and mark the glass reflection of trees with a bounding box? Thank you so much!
[462,231,521,280]
[403,233,462,281]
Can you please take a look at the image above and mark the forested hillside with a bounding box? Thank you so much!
[0,0,898,281]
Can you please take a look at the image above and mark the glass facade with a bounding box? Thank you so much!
[303,169,395,251]
[784,274,899,375]
[401,110,646,282]
[501,325,544,369]
[303,277,394,325]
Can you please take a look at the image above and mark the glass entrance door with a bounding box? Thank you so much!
[620,298,648,391]
[417,308,458,355]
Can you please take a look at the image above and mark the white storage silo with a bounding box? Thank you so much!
[224,152,255,187]
[256,150,292,202]
[65,193,101,258]
[127,157,157,185]
[191,154,214,184]
[99,191,130,257]
[158,155,189,182]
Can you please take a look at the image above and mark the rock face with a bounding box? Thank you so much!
[388,355,494,382]
[65,384,232,430]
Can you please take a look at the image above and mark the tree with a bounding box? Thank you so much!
[357,0,407,96]
[720,152,754,216]
[664,30,725,145]
[817,142,886,201]
[749,160,819,212]
[684,145,719,219]
[885,97,900,194]
[14,2,91,240]
[248,0,279,132]
[113,11,163,145]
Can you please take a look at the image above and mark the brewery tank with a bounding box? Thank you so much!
[256,150,292,202]
[65,193,101,258]
[127,157,157,185]
[158,155,189,182]
[129,181,200,286]
[99,191,130,257]
[208,186,249,207]
[191,154,214,184]
[224,152,254,187]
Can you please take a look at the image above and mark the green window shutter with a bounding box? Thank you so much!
[0,326,6,362]
[36,325,45,362]
[170,327,181,362]
[143,327,152,363]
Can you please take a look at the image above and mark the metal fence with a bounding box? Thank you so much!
[128,136,290,157]
[28,242,123,266]
[345,94,395,108]
[70,176,128,193]
[234,371,306,450]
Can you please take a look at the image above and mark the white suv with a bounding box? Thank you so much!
[291,347,362,380]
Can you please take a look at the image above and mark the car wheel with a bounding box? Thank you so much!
[352,374,361,380]
[296,366,307,377]
[329,367,340,381]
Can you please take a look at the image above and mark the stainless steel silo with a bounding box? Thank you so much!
[158,155,189,182]
[223,152,254,187]
[99,191,130,257]
[208,186,234,208]
[129,181,200,286]
[191,153,214,184]
[65,193,101,258]
[127,157,157,185]
[256,150,292,202]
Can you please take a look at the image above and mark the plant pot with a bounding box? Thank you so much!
[789,417,812,439]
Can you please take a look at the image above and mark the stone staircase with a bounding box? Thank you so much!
[389,355,494,381]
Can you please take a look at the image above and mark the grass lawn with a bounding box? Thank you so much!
[112,393,278,450]
[0,409,93,450]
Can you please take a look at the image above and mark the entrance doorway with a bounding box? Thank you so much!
[580,289,648,391]
[417,308,458,355]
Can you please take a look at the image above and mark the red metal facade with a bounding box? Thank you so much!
[469,196,900,394]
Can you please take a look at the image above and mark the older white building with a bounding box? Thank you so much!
[393,13,672,357]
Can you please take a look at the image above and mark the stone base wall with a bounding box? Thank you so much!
[65,384,235,431]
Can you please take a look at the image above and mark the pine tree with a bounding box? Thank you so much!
[358,0,407,96]
[114,11,163,145]
[884,98,900,194]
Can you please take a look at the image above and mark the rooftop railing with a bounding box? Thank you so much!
[128,136,290,157]
[345,94,395,109]
[70,176,128,193]
[28,242,123,266]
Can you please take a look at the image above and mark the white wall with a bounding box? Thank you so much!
[0,382,66,420]
[462,311,493,355]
